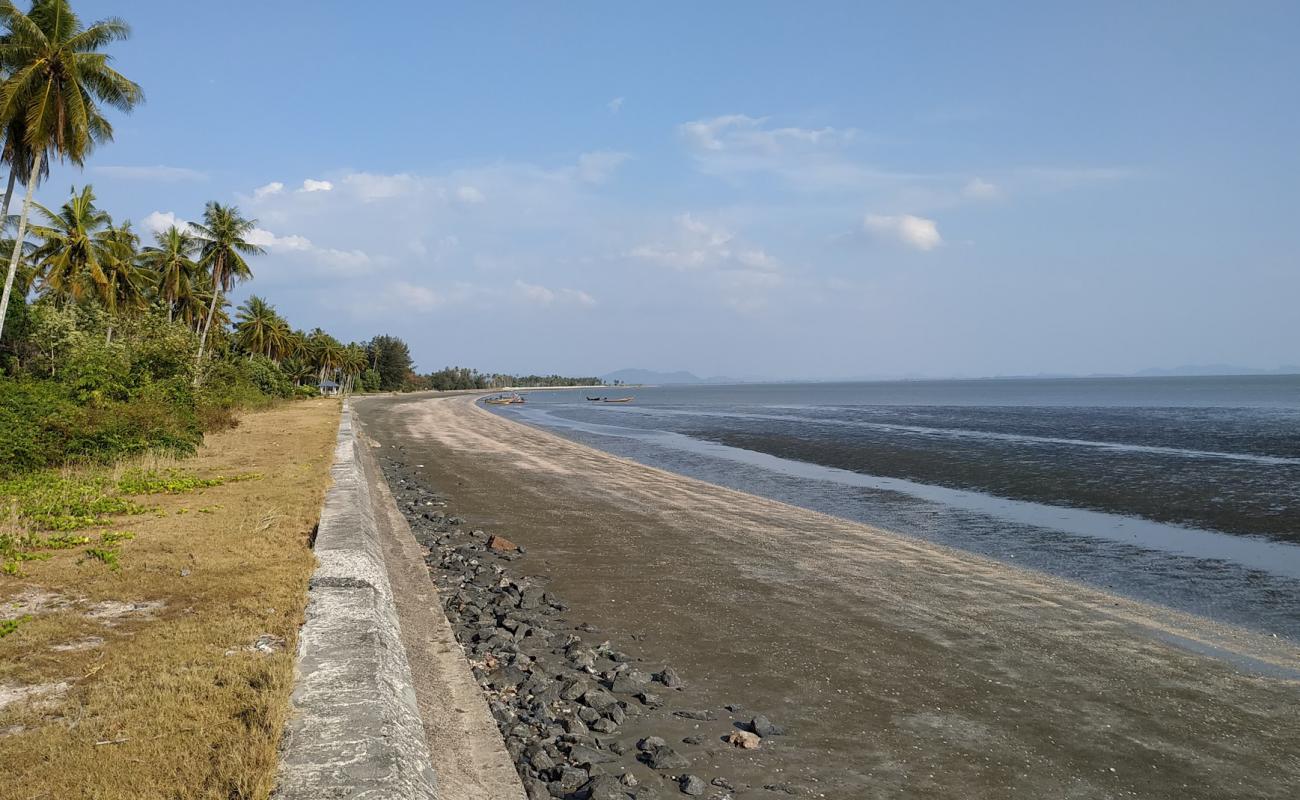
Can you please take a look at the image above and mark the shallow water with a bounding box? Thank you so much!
[490,376,1300,640]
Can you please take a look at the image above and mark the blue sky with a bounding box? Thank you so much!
[42,1,1300,378]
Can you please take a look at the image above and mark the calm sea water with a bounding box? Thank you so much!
[489,376,1300,640]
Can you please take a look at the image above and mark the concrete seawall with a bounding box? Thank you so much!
[275,401,526,800]
[274,403,439,799]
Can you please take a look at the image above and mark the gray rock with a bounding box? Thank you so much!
[579,775,633,800]
[561,679,589,701]
[643,745,689,770]
[611,670,652,693]
[582,687,619,711]
[530,750,557,772]
[637,736,667,752]
[551,764,589,796]
[679,774,706,796]
[637,691,664,708]
[568,744,618,766]
[672,709,716,721]
[655,667,684,688]
[750,715,784,737]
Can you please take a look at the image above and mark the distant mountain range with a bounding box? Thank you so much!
[601,368,739,385]
[602,365,1300,385]
[1128,364,1300,378]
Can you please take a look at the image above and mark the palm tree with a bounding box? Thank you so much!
[189,202,262,368]
[306,328,344,385]
[28,184,114,306]
[174,278,217,332]
[98,217,142,339]
[234,295,280,358]
[267,315,292,362]
[0,0,144,341]
[280,355,313,386]
[340,343,367,393]
[139,225,198,322]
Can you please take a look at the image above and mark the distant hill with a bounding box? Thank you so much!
[1131,364,1300,378]
[602,368,733,385]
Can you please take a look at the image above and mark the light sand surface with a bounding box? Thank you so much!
[357,393,1299,799]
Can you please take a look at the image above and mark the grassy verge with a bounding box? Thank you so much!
[0,398,340,800]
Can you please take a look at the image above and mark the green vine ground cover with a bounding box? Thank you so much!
[1,468,260,575]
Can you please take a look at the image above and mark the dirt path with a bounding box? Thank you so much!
[356,393,1300,800]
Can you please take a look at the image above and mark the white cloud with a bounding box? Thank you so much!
[677,114,884,193]
[736,249,779,271]
[342,171,422,202]
[315,247,372,271]
[678,114,855,156]
[389,281,441,312]
[244,226,374,274]
[676,213,732,246]
[144,213,371,273]
[142,210,191,235]
[92,165,207,182]
[253,181,285,200]
[628,214,783,312]
[962,177,1000,200]
[513,280,597,308]
[629,214,781,273]
[300,179,333,193]
[607,97,624,113]
[514,280,555,305]
[575,151,630,184]
[679,114,762,152]
[247,227,313,252]
[456,185,486,204]
[864,213,943,251]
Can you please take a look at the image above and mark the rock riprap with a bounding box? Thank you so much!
[379,454,797,799]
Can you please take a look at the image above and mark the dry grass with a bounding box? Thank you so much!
[0,398,340,800]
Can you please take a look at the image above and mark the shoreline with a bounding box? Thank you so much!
[356,392,1300,799]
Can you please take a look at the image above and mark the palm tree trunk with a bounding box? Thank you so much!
[0,169,16,230]
[0,153,41,343]
[195,255,224,373]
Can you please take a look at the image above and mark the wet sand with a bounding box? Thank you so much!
[355,393,1300,799]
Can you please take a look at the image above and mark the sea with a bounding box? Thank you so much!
[487,375,1300,641]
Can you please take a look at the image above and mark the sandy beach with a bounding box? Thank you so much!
[355,392,1300,799]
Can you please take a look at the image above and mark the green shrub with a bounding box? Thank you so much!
[60,336,133,403]
[0,376,204,476]
[244,354,294,399]
[0,380,79,473]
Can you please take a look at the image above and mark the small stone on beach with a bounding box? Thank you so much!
[679,774,706,795]
[487,533,520,552]
[726,730,761,749]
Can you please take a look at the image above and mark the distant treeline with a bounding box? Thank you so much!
[411,367,600,391]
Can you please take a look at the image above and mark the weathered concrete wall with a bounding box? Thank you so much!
[355,419,530,800]
[275,403,439,799]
